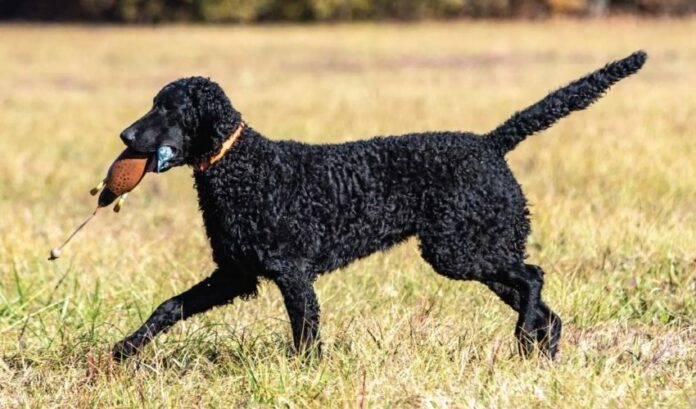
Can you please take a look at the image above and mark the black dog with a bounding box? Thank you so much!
[112,51,646,361]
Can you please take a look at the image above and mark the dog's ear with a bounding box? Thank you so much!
[185,77,241,161]
[190,78,237,142]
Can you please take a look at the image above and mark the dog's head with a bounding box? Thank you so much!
[119,77,242,172]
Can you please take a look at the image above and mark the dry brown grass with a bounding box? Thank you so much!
[0,18,695,407]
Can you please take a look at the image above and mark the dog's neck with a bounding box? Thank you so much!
[195,121,246,172]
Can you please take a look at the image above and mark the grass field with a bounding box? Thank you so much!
[1,18,695,407]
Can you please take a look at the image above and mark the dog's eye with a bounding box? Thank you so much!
[154,104,171,114]
[162,102,177,112]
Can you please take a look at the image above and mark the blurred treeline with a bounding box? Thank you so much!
[0,0,693,22]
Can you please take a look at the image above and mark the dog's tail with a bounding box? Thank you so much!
[485,51,647,155]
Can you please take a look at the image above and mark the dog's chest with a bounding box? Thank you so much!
[194,170,268,256]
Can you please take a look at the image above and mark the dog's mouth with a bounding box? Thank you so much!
[133,145,180,173]
[155,146,178,172]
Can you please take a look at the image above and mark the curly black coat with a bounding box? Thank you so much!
[112,51,647,361]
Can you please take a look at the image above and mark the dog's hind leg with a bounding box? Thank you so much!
[419,227,553,357]
[483,266,561,358]
[112,269,257,361]
[522,265,561,358]
[478,263,542,356]
[274,274,321,358]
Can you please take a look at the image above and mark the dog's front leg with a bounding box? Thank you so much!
[274,275,321,358]
[112,269,255,361]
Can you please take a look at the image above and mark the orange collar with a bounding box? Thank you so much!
[195,122,246,172]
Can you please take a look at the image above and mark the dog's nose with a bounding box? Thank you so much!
[120,129,136,145]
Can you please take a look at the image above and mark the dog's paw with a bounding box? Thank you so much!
[111,339,140,362]
[534,311,562,359]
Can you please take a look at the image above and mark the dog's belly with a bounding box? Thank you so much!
[262,187,419,274]
[313,219,416,273]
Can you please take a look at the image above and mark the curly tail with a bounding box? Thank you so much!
[486,51,647,155]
